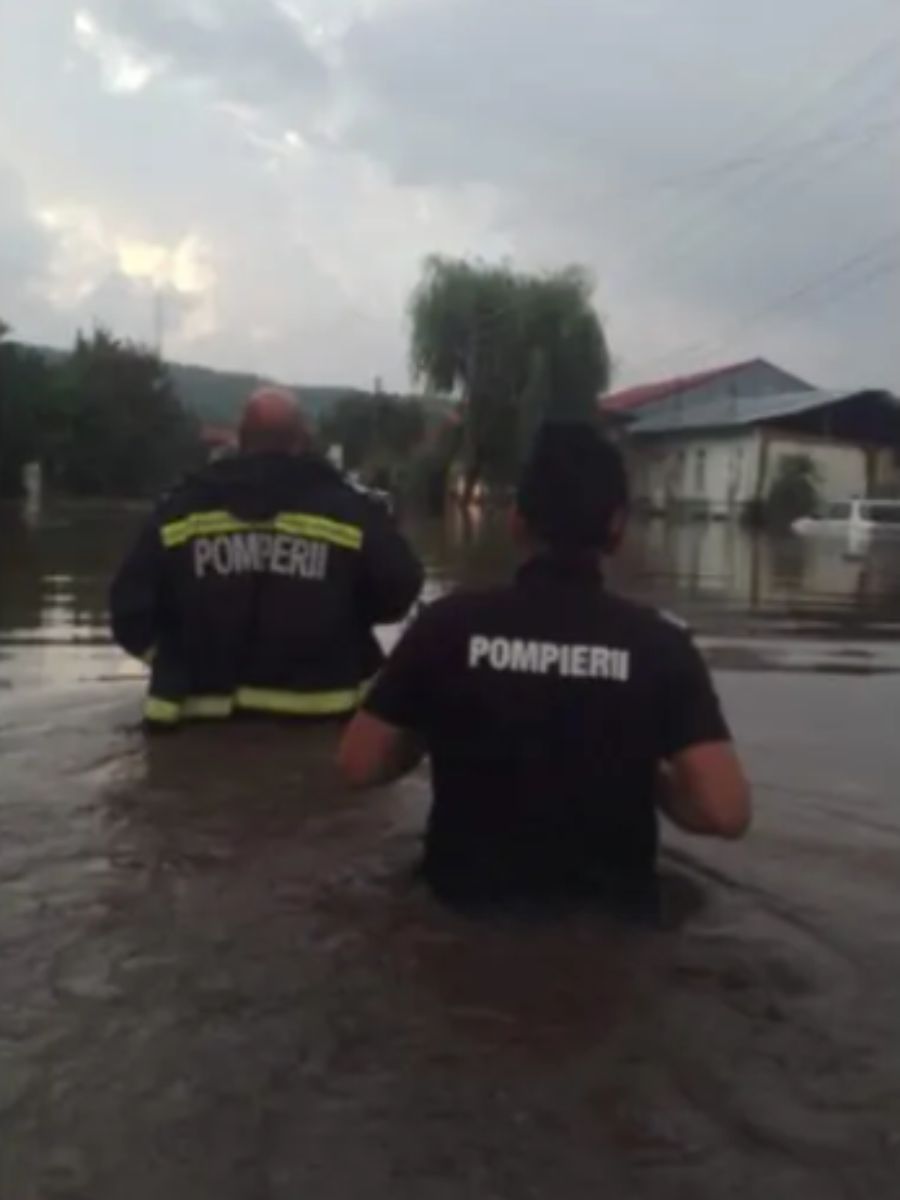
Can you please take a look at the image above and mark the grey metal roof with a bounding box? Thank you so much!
[629,388,899,436]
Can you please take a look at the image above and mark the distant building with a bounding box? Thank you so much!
[601,358,815,420]
[623,388,900,518]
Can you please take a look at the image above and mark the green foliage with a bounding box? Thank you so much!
[406,415,464,515]
[51,329,201,497]
[766,454,821,528]
[517,348,551,472]
[319,392,427,481]
[0,323,52,497]
[166,361,365,427]
[409,257,610,496]
[1,321,201,499]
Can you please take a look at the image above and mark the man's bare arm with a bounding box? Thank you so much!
[657,742,751,839]
[338,710,424,789]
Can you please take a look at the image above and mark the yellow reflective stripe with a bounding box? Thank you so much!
[182,695,234,719]
[144,689,361,723]
[161,512,255,548]
[235,686,362,716]
[144,697,181,724]
[275,514,363,551]
[160,511,363,551]
[145,694,233,723]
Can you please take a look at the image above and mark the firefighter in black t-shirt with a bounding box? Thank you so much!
[339,424,751,911]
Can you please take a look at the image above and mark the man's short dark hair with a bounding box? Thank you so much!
[517,422,629,550]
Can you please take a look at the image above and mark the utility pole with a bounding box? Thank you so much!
[153,289,165,359]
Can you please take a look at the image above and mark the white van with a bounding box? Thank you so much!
[793,498,900,537]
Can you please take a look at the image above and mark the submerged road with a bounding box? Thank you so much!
[2,658,900,1199]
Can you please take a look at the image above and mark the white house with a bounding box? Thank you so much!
[623,389,900,518]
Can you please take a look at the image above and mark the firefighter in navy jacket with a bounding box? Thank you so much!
[110,388,423,727]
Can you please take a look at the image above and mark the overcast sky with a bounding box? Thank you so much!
[1,0,897,391]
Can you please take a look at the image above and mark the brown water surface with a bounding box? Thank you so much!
[1,503,899,1198]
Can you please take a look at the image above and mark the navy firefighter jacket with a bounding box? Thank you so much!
[110,451,423,726]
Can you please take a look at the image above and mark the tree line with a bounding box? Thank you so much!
[0,322,201,499]
[1,256,609,505]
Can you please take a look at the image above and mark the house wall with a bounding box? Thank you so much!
[629,430,762,517]
[762,434,867,502]
[872,446,900,493]
[631,427,886,516]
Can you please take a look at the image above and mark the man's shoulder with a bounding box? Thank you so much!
[149,473,202,523]
[417,585,695,637]
[294,463,396,527]
[410,586,512,633]
[152,456,372,520]
[604,590,696,647]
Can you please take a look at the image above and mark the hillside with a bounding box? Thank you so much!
[167,361,368,426]
[28,342,452,430]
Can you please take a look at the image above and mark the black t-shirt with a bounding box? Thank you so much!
[364,555,730,905]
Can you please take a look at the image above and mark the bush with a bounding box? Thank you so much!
[765,454,820,528]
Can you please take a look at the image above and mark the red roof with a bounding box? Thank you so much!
[601,360,755,414]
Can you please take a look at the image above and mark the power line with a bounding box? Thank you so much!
[153,289,165,358]
[712,258,900,358]
[623,53,900,293]
[648,116,900,190]
[611,29,900,289]
[638,228,900,374]
[610,31,900,382]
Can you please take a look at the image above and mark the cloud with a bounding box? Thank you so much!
[341,0,900,386]
[77,0,330,112]
[0,0,897,391]
[0,2,503,383]
[0,169,205,351]
[73,10,162,94]
[0,168,55,314]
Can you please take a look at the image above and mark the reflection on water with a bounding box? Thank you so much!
[614,519,900,634]
[414,507,900,635]
[2,502,900,694]
[0,505,145,692]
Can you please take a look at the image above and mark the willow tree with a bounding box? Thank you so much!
[409,257,610,501]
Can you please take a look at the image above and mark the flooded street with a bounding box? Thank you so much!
[2,504,900,1198]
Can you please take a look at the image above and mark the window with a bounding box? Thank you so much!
[861,503,900,525]
[825,502,851,520]
[694,448,707,493]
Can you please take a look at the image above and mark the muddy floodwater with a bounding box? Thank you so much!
[2,503,900,1199]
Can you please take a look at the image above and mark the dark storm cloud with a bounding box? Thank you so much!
[341,0,900,385]
[86,0,330,109]
[1,0,898,388]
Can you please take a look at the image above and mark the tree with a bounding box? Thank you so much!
[406,412,464,516]
[319,392,427,482]
[409,257,611,501]
[765,454,821,528]
[47,329,201,497]
[0,321,51,497]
